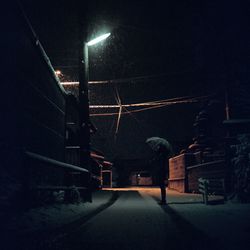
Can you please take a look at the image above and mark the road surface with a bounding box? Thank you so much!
[56,189,216,250]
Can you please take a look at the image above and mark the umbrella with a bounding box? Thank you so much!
[146,137,172,153]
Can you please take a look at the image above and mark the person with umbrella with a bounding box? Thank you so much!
[146,137,172,205]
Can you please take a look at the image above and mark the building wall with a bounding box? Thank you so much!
[187,160,227,193]
[0,4,67,207]
[168,153,227,193]
[168,154,195,192]
[1,4,66,161]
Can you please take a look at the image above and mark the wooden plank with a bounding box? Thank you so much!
[168,177,185,181]
[26,151,89,173]
[187,160,225,170]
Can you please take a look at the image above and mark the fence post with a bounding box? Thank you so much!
[199,178,209,205]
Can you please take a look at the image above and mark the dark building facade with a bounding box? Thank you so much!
[0,3,90,209]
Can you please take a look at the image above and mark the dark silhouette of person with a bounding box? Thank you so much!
[154,144,171,205]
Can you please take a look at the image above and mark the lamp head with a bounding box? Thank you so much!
[87,33,111,46]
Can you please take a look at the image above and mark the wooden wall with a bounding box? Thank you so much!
[1,4,66,161]
[168,153,227,193]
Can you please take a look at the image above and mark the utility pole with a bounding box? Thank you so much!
[79,40,91,170]
[78,2,92,201]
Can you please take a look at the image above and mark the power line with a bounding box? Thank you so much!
[89,95,211,109]
[90,96,209,117]
[90,104,167,117]
[114,86,122,134]
[60,70,195,86]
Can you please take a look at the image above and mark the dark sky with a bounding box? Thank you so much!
[20,0,250,160]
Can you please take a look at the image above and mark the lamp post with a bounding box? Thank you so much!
[79,33,110,199]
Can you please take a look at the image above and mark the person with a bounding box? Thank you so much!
[153,144,171,205]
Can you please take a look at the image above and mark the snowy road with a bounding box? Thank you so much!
[4,188,250,250]
[57,190,216,250]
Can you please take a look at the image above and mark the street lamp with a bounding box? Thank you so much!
[79,32,110,200]
[87,33,111,46]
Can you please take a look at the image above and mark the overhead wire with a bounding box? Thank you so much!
[89,94,212,110]
[60,70,195,86]
[114,87,123,134]
[90,103,167,117]
[90,98,204,117]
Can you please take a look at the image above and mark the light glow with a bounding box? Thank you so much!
[87,33,111,46]
[55,70,62,76]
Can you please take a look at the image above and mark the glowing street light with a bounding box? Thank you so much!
[79,32,111,183]
[87,33,111,46]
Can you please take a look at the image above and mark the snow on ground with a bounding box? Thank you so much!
[137,187,250,250]
[169,200,250,249]
[7,203,87,233]
[3,187,250,250]
[5,190,114,234]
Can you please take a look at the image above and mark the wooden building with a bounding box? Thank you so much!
[0,3,90,208]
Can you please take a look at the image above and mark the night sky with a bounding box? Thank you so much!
[20,0,250,160]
